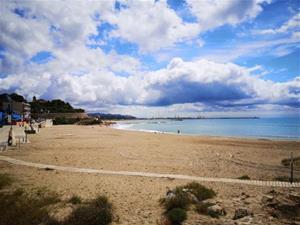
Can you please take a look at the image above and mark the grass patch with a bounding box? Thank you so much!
[0,188,60,225]
[0,174,13,189]
[273,176,300,182]
[281,156,300,169]
[183,182,216,201]
[68,195,82,204]
[159,182,217,225]
[165,208,187,225]
[63,195,113,225]
[237,175,251,180]
[159,187,191,211]
[0,186,113,225]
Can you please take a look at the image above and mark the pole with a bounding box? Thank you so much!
[290,152,294,183]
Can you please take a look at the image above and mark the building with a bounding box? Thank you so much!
[0,94,13,113]
[0,94,31,124]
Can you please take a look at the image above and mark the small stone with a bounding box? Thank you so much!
[186,192,199,203]
[233,208,252,220]
[261,195,274,204]
[166,191,175,199]
[207,204,226,218]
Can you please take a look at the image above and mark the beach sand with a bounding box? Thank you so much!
[0,125,299,224]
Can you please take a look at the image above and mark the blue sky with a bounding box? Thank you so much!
[0,0,299,117]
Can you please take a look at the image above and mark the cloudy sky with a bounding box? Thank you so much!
[0,0,299,117]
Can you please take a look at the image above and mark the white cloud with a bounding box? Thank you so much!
[1,57,299,114]
[105,0,200,52]
[0,0,299,117]
[253,12,300,35]
[140,58,299,107]
[186,0,269,31]
[196,36,300,62]
[0,0,116,73]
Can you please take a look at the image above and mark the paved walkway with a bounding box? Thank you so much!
[0,155,299,188]
[0,126,9,142]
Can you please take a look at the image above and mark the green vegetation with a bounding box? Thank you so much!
[0,188,59,225]
[160,188,190,211]
[8,93,27,102]
[0,173,114,225]
[237,175,251,180]
[53,117,80,125]
[76,118,103,125]
[0,173,13,189]
[183,182,216,201]
[31,99,84,114]
[63,196,113,225]
[165,208,187,225]
[159,182,217,225]
[68,195,82,204]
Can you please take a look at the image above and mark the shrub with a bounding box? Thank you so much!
[34,187,60,206]
[0,174,13,189]
[237,175,251,180]
[160,183,217,225]
[76,118,103,125]
[165,208,187,225]
[0,188,59,225]
[53,117,80,125]
[184,182,216,201]
[159,188,191,211]
[63,195,113,225]
[68,195,82,204]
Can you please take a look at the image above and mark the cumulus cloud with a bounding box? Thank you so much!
[105,0,200,52]
[0,0,299,117]
[1,57,299,113]
[140,58,300,108]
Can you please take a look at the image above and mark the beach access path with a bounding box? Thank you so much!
[0,155,299,188]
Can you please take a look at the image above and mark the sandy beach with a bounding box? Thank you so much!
[0,125,299,224]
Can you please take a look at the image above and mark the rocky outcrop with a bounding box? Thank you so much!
[262,190,300,221]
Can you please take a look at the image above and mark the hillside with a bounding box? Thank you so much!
[30,98,84,114]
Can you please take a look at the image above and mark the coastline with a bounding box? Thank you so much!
[112,120,300,141]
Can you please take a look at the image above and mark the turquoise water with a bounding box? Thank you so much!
[115,118,300,140]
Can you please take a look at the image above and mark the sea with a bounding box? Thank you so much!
[114,117,300,140]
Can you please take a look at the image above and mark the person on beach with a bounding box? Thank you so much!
[8,127,13,146]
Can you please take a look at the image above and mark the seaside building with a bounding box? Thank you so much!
[0,93,31,124]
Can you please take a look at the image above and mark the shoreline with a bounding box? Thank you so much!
[112,122,300,142]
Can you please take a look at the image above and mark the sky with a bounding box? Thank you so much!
[0,0,299,118]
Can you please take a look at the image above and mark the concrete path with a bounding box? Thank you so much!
[0,155,299,188]
[0,127,10,150]
[0,126,9,141]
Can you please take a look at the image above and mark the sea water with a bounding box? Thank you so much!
[115,117,300,140]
